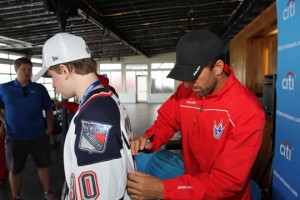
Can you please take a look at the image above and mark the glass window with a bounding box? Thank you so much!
[151,71,163,93]
[150,63,175,94]
[44,83,54,91]
[31,58,42,64]
[110,72,122,93]
[0,64,11,74]
[125,64,148,94]
[163,71,174,93]
[126,64,147,70]
[44,77,53,84]
[32,66,41,75]
[0,52,8,59]
[100,63,122,92]
[11,65,16,74]
[99,71,122,93]
[126,71,136,93]
[100,63,121,70]
[48,92,56,99]
[151,63,174,69]
[8,54,23,60]
[0,74,11,84]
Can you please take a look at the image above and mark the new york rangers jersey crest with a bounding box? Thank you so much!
[79,120,112,154]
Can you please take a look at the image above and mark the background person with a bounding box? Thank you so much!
[32,32,134,200]
[127,30,265,199]
[0,57,57,200]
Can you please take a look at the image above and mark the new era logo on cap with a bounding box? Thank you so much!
[52,56,58,61]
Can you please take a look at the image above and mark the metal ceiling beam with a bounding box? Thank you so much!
[78,0,148,57]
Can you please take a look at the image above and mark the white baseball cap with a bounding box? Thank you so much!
[31,32,91,82]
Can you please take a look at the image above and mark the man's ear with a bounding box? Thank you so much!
[59,64,71,79]
[214,60,224,76]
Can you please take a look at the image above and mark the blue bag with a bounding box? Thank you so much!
[135,149,184,180]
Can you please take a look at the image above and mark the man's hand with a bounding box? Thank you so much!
[130,135,153,155]
[127,171,164,199]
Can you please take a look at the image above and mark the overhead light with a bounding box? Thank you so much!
[0,43,7,46]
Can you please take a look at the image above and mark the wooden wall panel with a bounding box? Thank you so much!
[230,2,277,94]
[269,35,278,74]
[232,58,246,84]
[262,3,277,28]
[246,38,270,95]
[247,15,263,38]
[230,29,246,84]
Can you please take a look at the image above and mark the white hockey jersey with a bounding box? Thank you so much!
[63,88,134,200]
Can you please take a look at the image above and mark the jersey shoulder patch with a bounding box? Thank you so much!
[79,119,112,154]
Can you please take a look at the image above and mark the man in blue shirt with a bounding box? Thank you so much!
[0,57,57,200]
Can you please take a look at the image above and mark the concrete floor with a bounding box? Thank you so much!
[0,103,162,200]
[0,102,270,199]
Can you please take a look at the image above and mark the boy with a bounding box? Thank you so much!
[32,33,134,200]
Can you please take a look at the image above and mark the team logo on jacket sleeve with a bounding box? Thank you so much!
[79,120,112,154]
[213,120,225,140]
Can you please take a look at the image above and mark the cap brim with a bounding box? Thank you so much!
[167,64,202,82]
[31,67,49,82]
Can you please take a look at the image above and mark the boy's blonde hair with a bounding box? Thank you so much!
[49,58,97,75]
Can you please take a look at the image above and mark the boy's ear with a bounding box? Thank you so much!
[59,64,71,79]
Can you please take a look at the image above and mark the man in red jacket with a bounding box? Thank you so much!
[127,30,265,199]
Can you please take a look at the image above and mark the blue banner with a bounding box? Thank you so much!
[273,0,300,199]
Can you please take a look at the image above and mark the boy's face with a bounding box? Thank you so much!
[47,68,73,99]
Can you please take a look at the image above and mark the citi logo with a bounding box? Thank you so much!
[283,0,296,21]
[280,141,293,161]
[282,72,295,91]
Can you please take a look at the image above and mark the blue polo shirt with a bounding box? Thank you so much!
[0,79,52,140]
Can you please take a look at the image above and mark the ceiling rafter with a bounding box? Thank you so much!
[0,0,274,61]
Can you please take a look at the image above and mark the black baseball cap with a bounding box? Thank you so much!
[167,30,223,81]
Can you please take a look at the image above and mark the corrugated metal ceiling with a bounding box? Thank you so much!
[0,0,274,61]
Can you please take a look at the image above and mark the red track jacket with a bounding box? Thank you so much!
[145,65,265,199]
